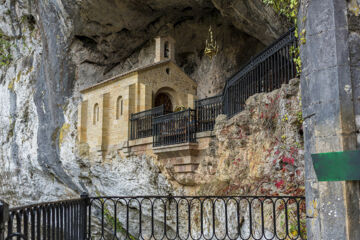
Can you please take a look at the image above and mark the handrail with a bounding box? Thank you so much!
[195,94,222,107]
[152,108,193,123]
[152,109,197,147]
[129,105,166,140]
[223,27,296,92]
[222,27,297,117]
[8,199,83,212]
[130,104,165,120]
[193,27,297,121]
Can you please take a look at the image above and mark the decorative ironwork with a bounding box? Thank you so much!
[204,26,218,59]
[195,27,297,126]
[130,105,166,140]
[195,95,223,132]
[1,195,88,240]
[1,194,307,240]
[152,109,196,147]
[129,28,297,142]
[222,27,298,117]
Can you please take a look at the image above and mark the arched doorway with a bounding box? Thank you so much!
[155,93,173,113]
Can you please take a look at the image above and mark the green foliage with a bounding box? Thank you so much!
[296,111,303,126]
[0,32,12,66]
[96,194,137,240]
[174,105,186,112]
[102,205,137,240]
[262,0,305,76]
[6,117,15,142]
[262,0,299,24]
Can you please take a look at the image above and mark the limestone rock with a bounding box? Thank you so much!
[196,79,304,197]
[0,0,291,207]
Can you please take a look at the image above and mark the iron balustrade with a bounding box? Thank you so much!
[152,109,196,147]
[129,28,297,142]
[1,195,306,240]
[223,27,298,117]
[130,105,166,140]
[1,194,88,240]
[195,95,223,132]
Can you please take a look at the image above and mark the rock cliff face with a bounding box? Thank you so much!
[196,79,304,197]
[0,0,293,206]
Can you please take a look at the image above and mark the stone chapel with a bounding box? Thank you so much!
[78,36,198,154]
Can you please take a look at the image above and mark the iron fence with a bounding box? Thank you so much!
[223,27,297,117]
[1,195,307,240]
[130,105,166,140]
[1,194,88,240]
[152,109,196,147]
[195,95,223,132]
[129,28,298,141]
[87,195,306,240]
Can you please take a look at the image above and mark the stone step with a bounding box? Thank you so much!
[171,157,199,166]
[174,163,199,173]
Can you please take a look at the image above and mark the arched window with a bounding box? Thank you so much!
[164,41,169,58]
[93,103,99,125]
[116,96,123,119]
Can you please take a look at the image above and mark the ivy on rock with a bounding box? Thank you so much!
[262,0,305,75]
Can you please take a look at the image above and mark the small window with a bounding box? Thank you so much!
[93,103,99,124]
[116,96,123,119]
[164,41,169,58]
[121,99,123,115]
[166,68,170,75]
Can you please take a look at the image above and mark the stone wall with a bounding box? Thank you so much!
[194,79,304,196]
[79,60,197,154]
[138,61,197,107]
[80,73,137,150]
[348,0,360,145]
[79,78,305,197]
[136,79,304,196]
[298,0,360,238]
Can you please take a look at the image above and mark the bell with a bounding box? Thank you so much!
[204,26,218,59]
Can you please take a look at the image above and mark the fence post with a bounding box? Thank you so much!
[80,192,89,240]
[0,200,9,240]
[129,113,133,140]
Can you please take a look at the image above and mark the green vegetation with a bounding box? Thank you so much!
[96,192,137,240]
[58,123,70,148]
[262,0,299,24]
[8,78,15,91]
[102,203,137,240]
[0,32,12,66]
[296,111,303,126]
[6,117,15,142]
[262,0,304,75]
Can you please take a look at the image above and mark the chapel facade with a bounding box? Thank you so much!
[78,36,198,154]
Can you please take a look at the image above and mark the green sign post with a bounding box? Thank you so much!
[312,150,360,181]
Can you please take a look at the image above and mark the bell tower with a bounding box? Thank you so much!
[154,36,176,63]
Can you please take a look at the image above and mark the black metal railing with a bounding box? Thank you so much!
[1,194,307,240]
[223,27,297,117]
[152,109,196,147]
[128,28,297,143]
[1,194,88,240]
[195,95,223,132]
[130,105,166,140]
